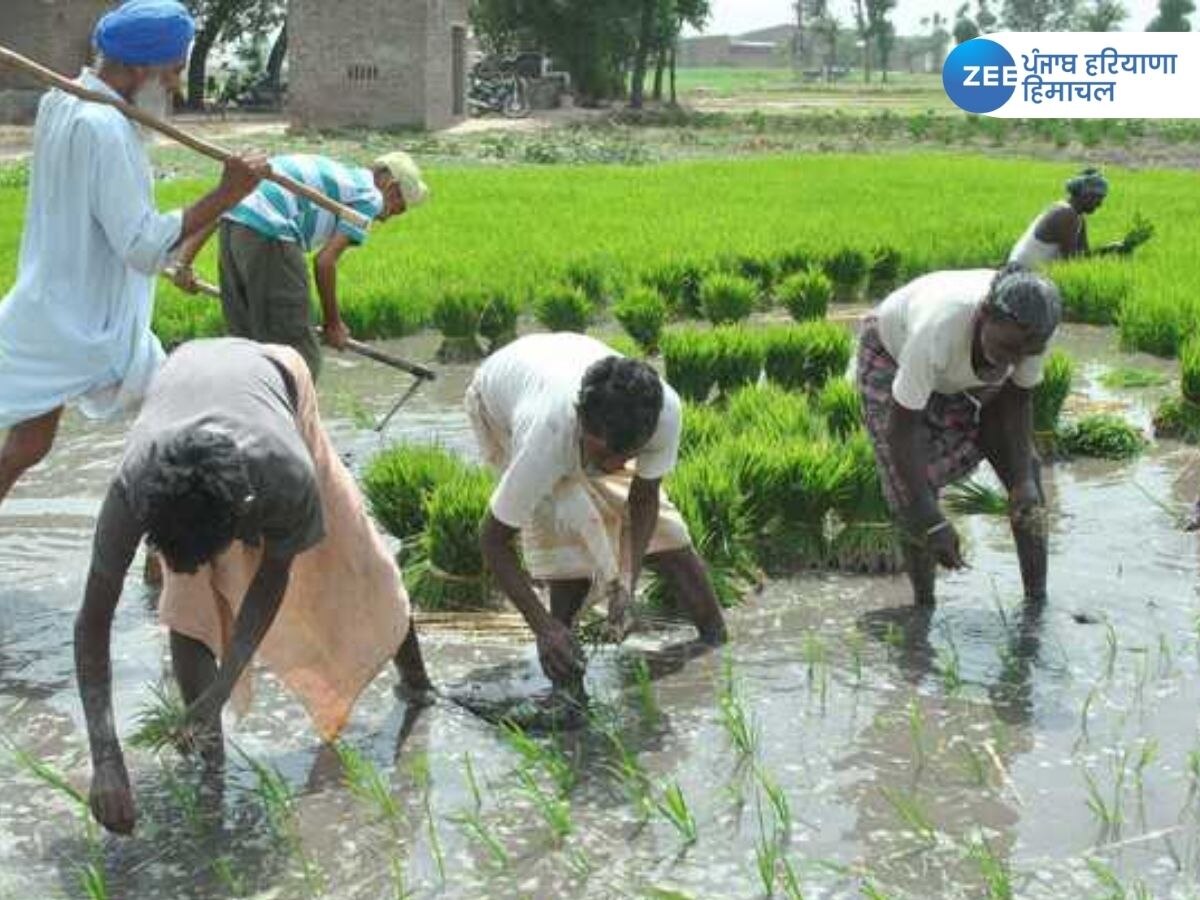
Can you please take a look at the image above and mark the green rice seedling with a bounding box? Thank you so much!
[778,267,832,323]
[734,250,779,297]
[846,629,866,688]
[944,479,1008,516]
[661,328,719,403]
[1032,349,1074,455]
[431,290,485,363]
[515,767,572,845]
[565,257,622,309]
[446,753,509,869]
[757,769,792,837]
[1182,335,1200,406]
[1104,621,1119,679]
[1050,259,1132,326]
[761,322,852,393]
[957,742,990,787]
[763,440,844,570]
[779,857,806,900]
[601,729,654,822]
[605,333,645,359]
[1099,366,1167,390]
[700,272,757,325]
[406,753,446,883]
[644,259,706,318]
[614,287,668,354]
[409,468,495,609]
[718,655,759,759]
[362,444,467,542]
[817,378,863,440]
[655,782,698,846]
[725,383,823,441]
[1133,738,1158,795]
[822,248,868,303]
[1119,292,1194,359]
[773,246,811,278]
[1121,212,1155,253]
[829,432,903,574]
[968,835,1014,900]
[712,325,765,395]
[534,284,593,333]
[127,682,193,755]
[679,402,725,460]
[880,787,938,848]
[938,635,964,695]
[1059,414,1146,461]
[868,246,903,298]
[500,720,576,796]
[632,657,660,725]
[479,291,520,353]
[755,830,781,898]
[334,741,402,833]
[861,880,892,900]
[802,630,829,707]
[907,698,928,777]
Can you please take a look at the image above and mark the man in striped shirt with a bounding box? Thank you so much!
[174,152,428,378]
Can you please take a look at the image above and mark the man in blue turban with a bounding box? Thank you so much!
[0,1,270,509]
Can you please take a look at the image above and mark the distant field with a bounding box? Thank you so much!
[673,67,953,111]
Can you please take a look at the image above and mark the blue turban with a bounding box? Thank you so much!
[93,1,195,67]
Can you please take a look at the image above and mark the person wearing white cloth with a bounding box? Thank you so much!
[0,0,268,508]
[467,333,728,692]
[1008,167,1127,268]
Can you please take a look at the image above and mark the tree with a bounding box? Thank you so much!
[862,0,897,80]
[1002,0,1077,30]
[1146,0,1194,29]
[875,19,896,81]
[920,13,951,70]
[853,0,871,81]
[629,0,658,108]
[953,2,981,42]
[669,0,711,103]
[976,0,999,30]
[184,0,285,109]
[1077,0,1128,28]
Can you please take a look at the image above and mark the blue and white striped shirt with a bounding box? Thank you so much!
[225,154,384,250]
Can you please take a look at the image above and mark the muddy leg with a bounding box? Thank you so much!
[548,580,591,709]
[393,623,435,707]
[0,407,63,508]
[902,536,937,607]
[169,631,224,768]
[645,548,728,645]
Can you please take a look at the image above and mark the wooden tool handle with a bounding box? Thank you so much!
[0,45,371,230]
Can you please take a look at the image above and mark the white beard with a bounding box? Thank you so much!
[133,80,170,142]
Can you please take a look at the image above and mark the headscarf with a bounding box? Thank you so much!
[1066,167,1109,199]
[986,265,1063,341]
[93,0,195,67]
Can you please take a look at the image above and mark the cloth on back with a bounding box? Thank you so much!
[93,0,196,66]
[874,269,1045,413]
[858,320,993,514]
[224,154,384,251]
[466,374,690,587]
[149,341,410,739]
[0,69,180,429]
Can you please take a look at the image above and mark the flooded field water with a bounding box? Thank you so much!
[2,325,1200,899]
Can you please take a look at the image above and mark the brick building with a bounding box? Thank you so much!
[288,0,469,131]
[0,0,112,124]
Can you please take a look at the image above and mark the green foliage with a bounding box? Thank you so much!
[564,257,622,309]
[822,247,869,302]
[1059,414,1147,460]
[712,325,765,394]
[432,290,485,362]
[725,383,824,442]
[1121,213,1155,252]
[644,259,707,318]
[700,272,757,325]
[1119,293,1195,358]
[662,328,718,403]
[868,245,903,297]
[1099,366,1168,389]
[533,285,593,333]
[363,444,467,541]
[1032,349,1074,433]
[1153,396,1200,443]
[778,267,832,323]
[1181,335,1200,404]
[944,479,1009,516]
[479,292,520,352]
[613,287,668,354]
[761,322,853,393]
[410,468,496,609]
[679,402,726,460]
[818,378,864,439]
[1051,260,1132,326]
[829,432,903,573]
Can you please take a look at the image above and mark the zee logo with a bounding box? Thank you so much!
[943,39,1018,114]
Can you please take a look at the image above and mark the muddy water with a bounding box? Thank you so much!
[2,326,1200,899]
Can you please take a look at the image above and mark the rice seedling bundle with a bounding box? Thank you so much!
[817,378,864,440]
[777,267,832,323]
[712,325,765,394]
[564,257,623,309]
[1121,213,1155,253]
[773,246,811,278]
[829,432,904,573]
[363,444,468,542]
[822,247,869,303]
[614,287,668,354]
[431,291,485,362]
[533,285,593,333]
[662,328,719,403]
[1099,366,1167,390]
[761,322,853,393]
[1058,414,1146,461]
[411,468,497,609]
[700,272,757,325]
[1032,348,1074,457]
[868,245,903,298]
[733,250,779,295]
[1049,259,1132,326]
[944,479,1009,516]
[761,440,846,570]
[479,292,520,353]
[1153,336,1200,442]
[1119,292,1197,359]
[605,334,645,359]
[679,402,725,460]
[1181,335,1200,405]
[643,259,706,318]
[725,383,824,442]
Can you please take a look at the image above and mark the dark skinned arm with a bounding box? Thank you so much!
[988,384,1047,600]
[479,513,584,684]
[313,232,353,350]
[885,405,965,568]
[76,487,143,835]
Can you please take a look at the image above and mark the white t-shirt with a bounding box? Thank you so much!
[876,269,1045,411]
[473,333,683,528]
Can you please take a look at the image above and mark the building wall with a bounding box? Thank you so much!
[0,0,112,123]
[289,0,468,131]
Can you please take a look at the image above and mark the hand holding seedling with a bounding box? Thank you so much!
[604,579,635,643]
[537,619,586,685]
[927,521,967,570]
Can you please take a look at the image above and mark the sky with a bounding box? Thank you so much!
[687,0,1162,39]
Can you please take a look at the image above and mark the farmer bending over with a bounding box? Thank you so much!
[78,338,433,835]
[0,0,268,509]
[858,265,1063,607]
[172,151,428,379]
[468,333,728,691]
[1009,168,1131,268]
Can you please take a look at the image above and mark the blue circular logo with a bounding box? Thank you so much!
[942,38,1017,114]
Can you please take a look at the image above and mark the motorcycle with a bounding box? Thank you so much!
[467,58,531,118]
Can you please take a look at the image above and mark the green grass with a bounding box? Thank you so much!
[1099,366,1168,390]
[1060,414,1147,461]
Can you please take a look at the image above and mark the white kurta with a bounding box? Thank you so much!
[0,70,181,429]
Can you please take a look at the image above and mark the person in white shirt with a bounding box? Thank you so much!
[1008,168,1126,268]
[467,333,728,692]
[0,0,268,508]
[857,265,1063,607]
